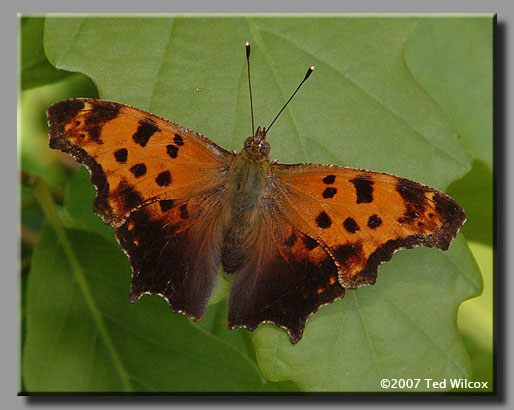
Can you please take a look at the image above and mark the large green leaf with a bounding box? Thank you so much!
[404,18,493,169]
[447,159,493,245]
[37,16,487,392]
[23,225,266,392]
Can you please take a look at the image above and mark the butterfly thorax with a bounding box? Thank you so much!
[229,127,271,211]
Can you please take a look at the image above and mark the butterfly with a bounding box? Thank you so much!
[47,43,465,344]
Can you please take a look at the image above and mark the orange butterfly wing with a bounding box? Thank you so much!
[227,162,465,343]
[48,98,234,319]
[271,163,466,289]
[49,98,233,226]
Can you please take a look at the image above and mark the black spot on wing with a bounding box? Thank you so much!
[316,211,332,229]
[367,214,382,229]
[156,171,171,187]
[159,199,174,212]
[78,100,121,144]
[174,133,184,146]
[133,120,160,147]
[350,176,374,203]
[343,217,360,233]
[166,144,179,159]
[114,148,128,163]
[129,163,147,178]
[395,178,430,225]
[323,175,335,184]
[322,187,337,198]
[398,209,419,224]
[301,235,319,251]
[85,100,121,125]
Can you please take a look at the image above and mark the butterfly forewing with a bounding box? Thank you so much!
[271,163,466,289]
[48,98,234,227]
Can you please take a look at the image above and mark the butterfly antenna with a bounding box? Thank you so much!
[246,42,255,136]
[266,66,315,133]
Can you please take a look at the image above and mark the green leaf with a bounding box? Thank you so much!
[39,16,487,391]
[456,241,493,392]
[404,17,493,169]
[62,167,117,242]
[20,16,72,90]
[23,225,265,392]
[446,159,493,245]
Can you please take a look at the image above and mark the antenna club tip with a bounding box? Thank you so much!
[246,42,251,58]
[245,41,250,47]
[304,66,315,80]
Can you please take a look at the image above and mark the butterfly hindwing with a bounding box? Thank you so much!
[116,194,227,319]
[272,163,466,289]
[227,212,345,344]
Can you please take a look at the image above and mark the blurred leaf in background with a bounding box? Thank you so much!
[21,16,73,91]
[19,15,493,392]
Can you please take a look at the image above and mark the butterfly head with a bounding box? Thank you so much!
[243,126,270,156]
[243,42,313,161]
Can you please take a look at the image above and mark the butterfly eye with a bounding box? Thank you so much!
[244,137,253,148]
[259,142,270,154]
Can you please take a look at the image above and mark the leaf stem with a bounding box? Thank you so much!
[24,171,134,392]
